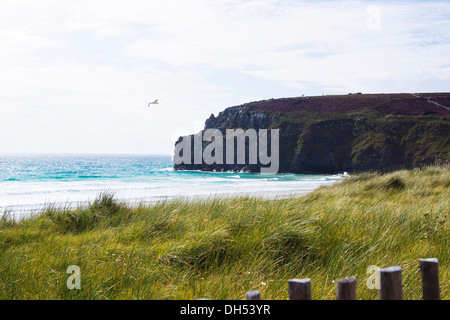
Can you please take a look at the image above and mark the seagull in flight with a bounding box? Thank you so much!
[148,99,159,107]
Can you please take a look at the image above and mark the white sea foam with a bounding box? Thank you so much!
[0,154,345,218]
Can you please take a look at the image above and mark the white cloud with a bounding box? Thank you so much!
[0,0,449,154]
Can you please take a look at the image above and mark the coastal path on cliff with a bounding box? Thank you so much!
[412,93,450,112]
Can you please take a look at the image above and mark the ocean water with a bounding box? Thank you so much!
[0,154,345,218]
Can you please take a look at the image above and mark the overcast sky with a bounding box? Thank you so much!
[0,0,449,155]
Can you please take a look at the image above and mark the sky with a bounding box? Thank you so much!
[0,0,449,155]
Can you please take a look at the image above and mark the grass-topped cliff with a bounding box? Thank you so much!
[175,93,450,173]
[0,166,448,299]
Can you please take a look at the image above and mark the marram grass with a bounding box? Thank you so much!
[0,167,448,300]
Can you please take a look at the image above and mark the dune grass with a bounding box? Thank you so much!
[0,166,448,300]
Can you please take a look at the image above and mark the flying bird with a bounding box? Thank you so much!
[148,99,159,107]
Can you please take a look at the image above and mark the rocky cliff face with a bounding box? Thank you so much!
[174,93,450,174]
[204,106,279,130]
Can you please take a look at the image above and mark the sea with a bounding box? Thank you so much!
[0,154,346,219]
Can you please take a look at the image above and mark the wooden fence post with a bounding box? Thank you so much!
[246,291,261,300]
[288,279,311,300]
[336,276,356,300]
[379,266,402,300]
[419,258,441,300]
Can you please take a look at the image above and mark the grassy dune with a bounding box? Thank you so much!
[0,166,448,300]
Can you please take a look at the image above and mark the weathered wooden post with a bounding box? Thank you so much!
[246,291,261,300]
[419,258,441,300]
[379,266,403,300]
[336,276,357,300]
[288,279,311,300]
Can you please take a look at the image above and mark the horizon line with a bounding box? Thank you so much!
[0,152,173,157]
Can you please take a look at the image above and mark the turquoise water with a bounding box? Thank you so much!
[0,154,345,217]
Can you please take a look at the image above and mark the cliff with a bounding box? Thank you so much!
[174,93,450,174]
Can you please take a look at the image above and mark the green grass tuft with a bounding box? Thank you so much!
[384,176,406,191]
